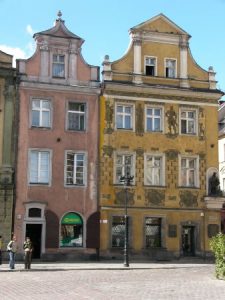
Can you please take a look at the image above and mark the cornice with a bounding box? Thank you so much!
[19,81,101,95]
[103,82,222,103]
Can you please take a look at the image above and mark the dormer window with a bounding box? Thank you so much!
[145,57,156,76]
[165,59,176,78]
[52,54,65,78]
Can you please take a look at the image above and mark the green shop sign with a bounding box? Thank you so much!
[61,213,83,225]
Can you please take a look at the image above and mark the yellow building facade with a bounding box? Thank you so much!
[99,14,224,260]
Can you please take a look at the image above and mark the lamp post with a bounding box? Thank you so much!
[120,172,133,267]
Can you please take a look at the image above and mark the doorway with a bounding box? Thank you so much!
[182,226,195,256]
[26,224,42,259]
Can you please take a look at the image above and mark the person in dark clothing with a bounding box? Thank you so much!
[23,237,33,270]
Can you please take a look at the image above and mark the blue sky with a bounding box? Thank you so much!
[0,0,225,98]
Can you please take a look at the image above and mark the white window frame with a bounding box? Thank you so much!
[114,151,136,184]
[145,105,164,132]
[164,58,177,78]
[28,149,52,186]
[144,153,165,186]
[144,56,157,76]
[180,108,198,135]
[52,54,65,78]
[66,102,86,131]
[30,98,51,128]
[179,155,199,188]
[64,151,87,187]
[115,103,135,131]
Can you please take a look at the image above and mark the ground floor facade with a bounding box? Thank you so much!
[99,203,223,260]
[13,201,100,261]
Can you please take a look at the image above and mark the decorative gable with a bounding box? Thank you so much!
[130,13,190,37]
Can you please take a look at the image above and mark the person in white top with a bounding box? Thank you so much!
[7,235,18,270]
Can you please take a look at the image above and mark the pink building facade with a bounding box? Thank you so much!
[14,12,100,260]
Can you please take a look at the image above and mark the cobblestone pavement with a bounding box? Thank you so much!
[0,263,225,300]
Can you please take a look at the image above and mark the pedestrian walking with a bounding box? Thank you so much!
[23,237,33,269]
[0,235,2,265]
[7,235,18,270]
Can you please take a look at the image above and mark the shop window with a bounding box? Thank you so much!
[60,212,83,247]
[208,224,219,238]
[145,217,161,248]
[111,216,125,248]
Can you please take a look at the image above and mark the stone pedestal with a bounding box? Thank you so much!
[204,196,225,209]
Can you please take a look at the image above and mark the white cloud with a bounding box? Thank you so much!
[0,45,27,67]
[26,24,34,36]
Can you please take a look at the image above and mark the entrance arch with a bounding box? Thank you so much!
[23,202,46,258]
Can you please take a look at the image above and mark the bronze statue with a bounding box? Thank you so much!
[209,172,220,196]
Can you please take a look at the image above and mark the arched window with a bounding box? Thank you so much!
[28,208,42,218]
[60,212,83,247]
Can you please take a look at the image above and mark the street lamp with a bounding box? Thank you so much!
[120,172,134,267]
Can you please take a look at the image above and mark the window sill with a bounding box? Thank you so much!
[116,128,133,131]
[180,133,197,136]
[65,184,86,188]
[30,126,51,130]
[144,185,166,188]
[29,183,50,186]
[67,129,86,132]
[145,130,163,133]
[179,186,200,189]
[52,76,65,79]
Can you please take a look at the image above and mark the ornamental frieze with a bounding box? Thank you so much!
[135,147,144,157]
[198,108,205,141]
[165,149,179,161]
[115,189,134,206]
[102,145,114,157]
[135,103,144,136]
[165,106,178,137]
[145,189,165,207]
[179,190,198,208]
[104,100,114,134]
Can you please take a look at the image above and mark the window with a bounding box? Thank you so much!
[60,212,83,247]
[116,104,133,130]
[115,153,134,184]
[165,59,176,78]
[67,102,86,131]
[145,217,161,248]
[65,151,86,186]
[29,150,50,184]
[146,107,162,132]
[112,216,125,248]
[145,57,156,76]
[52,54,65,78]
[31,99,51,128]
[145,154,164,186]
[180,157,198,187]
[180,109,197,135]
